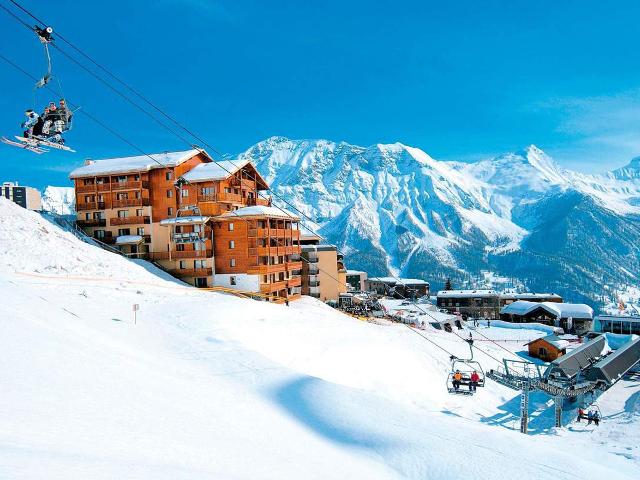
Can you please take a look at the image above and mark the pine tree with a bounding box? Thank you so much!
[445,278,452,291]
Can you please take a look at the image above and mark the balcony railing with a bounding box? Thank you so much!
[170,267,212,277]
[172,232,206,244]
[110,216,151,226]
[247,263,287,275]
[287,261,303,270]
[111,180,148,190]
[76,184,97,193]
[97,183,112,192]
[217,192,242,203]
[76,201,106,211]
[77,218,106,227]
[260,281,288,293]
[287,277,302,288]
[147,249,212,260]
[112,198,150,208]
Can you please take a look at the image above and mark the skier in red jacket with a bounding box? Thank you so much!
[470,371,481,391]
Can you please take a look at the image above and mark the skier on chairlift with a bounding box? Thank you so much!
[470,370,480,391]
[452,370,463,391]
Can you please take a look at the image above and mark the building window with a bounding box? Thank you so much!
[194,260,206,268]
[228,222,234,231]
[195,277,207,288]
[134,174,140,181]
[230,276,237,286]
[201,187,214,195]
[168,207,174,216]
[95,230,105,239]
[230,258,236,267]
[263,275,268,283]
[118,210,128,218]
[176,244,185,251]
[179,260,187,269]
[538,347,547,358]
[224,187,231,193]
[166,171,173,181]
[167,189,173,198]
[181,189,189,198]
[85,213,90,220]
[84,195,93,203]
[137,227,145,235]
[136,209,143,216]
[118,228,131,236]
[229,240,235,249]
[117,176,127,183]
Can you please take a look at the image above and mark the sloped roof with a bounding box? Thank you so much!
[525,334,569,350]
[70,149,209,178]
[115,235,143,245]
[182,159,269,189]
[215,205,299,220]
[369,277,429,286]
[501,300,593,319]
[159,215,210,225]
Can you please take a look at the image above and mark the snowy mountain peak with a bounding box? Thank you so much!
[611,156,640,180]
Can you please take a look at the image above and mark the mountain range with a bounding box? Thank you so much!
[236,137,640,305]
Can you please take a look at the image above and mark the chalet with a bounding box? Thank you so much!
[366,277,429,299]
[500,300,593,334]
[436,290,500,319]
[500,293,562,306]
[70,149,301,303]
[525,334,569,362]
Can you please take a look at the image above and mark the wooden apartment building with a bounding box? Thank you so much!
[70,149,302,302]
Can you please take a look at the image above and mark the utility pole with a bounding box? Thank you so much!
[554,396,563,428]
[133,303,139,325]
[520,379,530,434]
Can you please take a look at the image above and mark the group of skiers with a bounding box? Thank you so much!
[22,99,71,144]
[577,408,601,426]
[452,370,482,392]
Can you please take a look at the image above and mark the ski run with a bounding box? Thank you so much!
[1,197,639,479]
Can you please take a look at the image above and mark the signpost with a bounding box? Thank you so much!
[133,303,139,325]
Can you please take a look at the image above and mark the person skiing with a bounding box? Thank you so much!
[470,370,480,391]
[587,410,594,425]
[452,370,463,391]
[577,408,585,422]
[42,102,58,136]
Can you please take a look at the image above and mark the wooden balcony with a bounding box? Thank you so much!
[170,267,212,277]
[217,192,243,203]
[76,218,106,227]
[198,202,224,216]
[97,183,112,192]
[247,263,287,275]
[148,250,212,260]
[111,180,148,191]
[287,261,303,270]
[112,198,150,208]
[247,196,271,207]
[287,277,302,288]
[76,202,105,211]
[260,281,288,293]
[76,184,97,193]
[110,216,151,226]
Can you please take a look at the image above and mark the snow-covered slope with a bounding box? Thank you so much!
[1,198,639,479]
[41,185,75,215]
[238,137,640,303]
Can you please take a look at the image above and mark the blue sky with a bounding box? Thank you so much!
[1,0,640,189]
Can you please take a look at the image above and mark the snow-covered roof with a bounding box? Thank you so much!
[346,270,367,275]
[159,215,210,226]
[526,334,570,350]
[595,314,640,323]
[437,289,498,298]
[215,205,299,220]
[500,293,562,300]
[115,235,143,245]
[182,159,253,182]
[501,300,593,319]
[368,277,429,286]
[70,150,209,178]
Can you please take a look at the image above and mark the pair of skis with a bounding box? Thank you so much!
[1,135,75,154]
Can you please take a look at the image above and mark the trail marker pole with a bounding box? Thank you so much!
[133,303,139,325]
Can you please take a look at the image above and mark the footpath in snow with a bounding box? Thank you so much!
[0,197,638,480]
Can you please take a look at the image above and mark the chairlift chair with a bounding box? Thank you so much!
[446,338,486,395]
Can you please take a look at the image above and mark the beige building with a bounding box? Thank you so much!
[2,181,42,210]
[300,243,347,302]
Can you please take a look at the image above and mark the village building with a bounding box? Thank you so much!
[366,277,429,299]
[70,149,302,303]
[595,314,640,335]
[500,300,593,334]
[345,270,367,292]
[298,235,347,302]
[2,181,41,211]
[500,293,562,306]
[525,334,569,362]
[436,289,501,319]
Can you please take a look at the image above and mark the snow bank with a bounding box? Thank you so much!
[477,319,562,335]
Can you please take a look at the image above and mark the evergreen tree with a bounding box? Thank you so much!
[444,278,452,291]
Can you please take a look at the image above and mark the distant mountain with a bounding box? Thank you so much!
[41,186,75,215]
[235,137,640,305]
